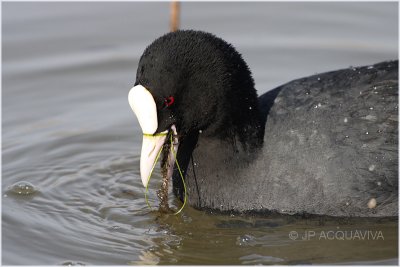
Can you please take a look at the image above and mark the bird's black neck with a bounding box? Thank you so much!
[172,114,264,208]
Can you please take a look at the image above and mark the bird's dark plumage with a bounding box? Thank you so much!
[134,30,398,217]
[136,30,263,149]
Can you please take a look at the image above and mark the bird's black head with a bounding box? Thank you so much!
[135,30,263,144]
[128,30,264,188]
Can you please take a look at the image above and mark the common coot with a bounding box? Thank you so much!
[128,30,398,217]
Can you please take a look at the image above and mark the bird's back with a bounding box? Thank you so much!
[255,61,398,217]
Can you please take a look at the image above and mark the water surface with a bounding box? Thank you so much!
[2,2,398,265]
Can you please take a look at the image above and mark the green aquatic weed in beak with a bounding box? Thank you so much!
[144,131,187,215]
[128,84,186,214]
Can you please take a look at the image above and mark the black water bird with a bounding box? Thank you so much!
[128,30,398,217]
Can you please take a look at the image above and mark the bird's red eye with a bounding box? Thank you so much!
[164,96,174,107]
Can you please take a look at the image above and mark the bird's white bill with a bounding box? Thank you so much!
[140,132,168,187]
[128,84,158,134]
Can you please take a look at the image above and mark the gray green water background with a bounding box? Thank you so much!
[2,2,398,264]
